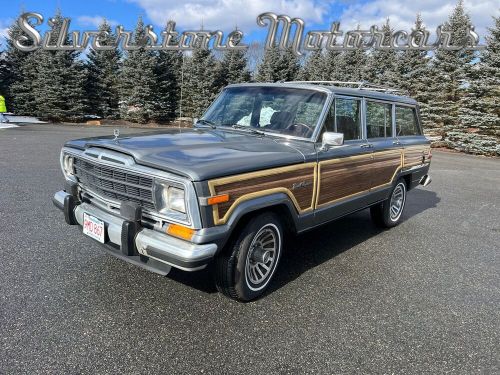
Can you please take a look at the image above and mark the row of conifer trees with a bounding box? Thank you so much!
[0,1,498,154]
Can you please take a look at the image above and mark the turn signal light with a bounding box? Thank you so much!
[166,223,195,240]
[207,194,230,205]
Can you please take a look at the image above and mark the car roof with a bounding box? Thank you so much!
[226,82,418,105]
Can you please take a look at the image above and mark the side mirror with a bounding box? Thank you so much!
[193,117,199,126]
[321,132,344,150]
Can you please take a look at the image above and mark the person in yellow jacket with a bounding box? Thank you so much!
[0,94,8,123]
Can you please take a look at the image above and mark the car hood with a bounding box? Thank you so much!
[65,128,313,181]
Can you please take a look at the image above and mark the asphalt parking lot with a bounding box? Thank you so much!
[1,124,499,374]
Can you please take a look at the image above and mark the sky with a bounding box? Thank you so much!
[0,0,499,46]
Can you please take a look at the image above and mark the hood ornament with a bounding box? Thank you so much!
[113,129,120,141]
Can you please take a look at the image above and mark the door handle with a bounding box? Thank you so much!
[360,143,373,148]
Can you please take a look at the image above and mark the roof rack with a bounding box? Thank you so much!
[284,81,408,95]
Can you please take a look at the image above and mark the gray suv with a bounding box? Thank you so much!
[53,81,432,301]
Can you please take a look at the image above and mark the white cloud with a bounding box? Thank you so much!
[128,0,329,31]
[339,0,500,43]
[77,15,119,28]
[0,19,12,43]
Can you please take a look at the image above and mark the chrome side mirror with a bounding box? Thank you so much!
[193,117,199,126]
[321,132,344,151]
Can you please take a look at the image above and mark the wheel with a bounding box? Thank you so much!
[214,212,283,302]
[371,179,407,228]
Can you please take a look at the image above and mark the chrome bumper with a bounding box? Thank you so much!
[53,190,217,273]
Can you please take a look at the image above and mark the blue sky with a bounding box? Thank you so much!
[1,0,499,45]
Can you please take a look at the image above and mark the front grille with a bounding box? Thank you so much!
[73,157,155,210]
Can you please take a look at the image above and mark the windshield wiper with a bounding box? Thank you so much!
[195,119,217,129]
[229,124,265,136]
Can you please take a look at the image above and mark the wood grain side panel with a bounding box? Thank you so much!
[317,155,373,206]
[371,150,402,188]
[404,146,431,167]
[209,163,316,225]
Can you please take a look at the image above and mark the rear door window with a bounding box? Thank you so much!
[366,101,392,138]
[335,98,362,141]
[395,106,421,136]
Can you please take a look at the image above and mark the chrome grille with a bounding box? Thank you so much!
[73,157,155,210]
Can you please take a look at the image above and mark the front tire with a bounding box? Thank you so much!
[215,212,283,302]
[371,179,407,228]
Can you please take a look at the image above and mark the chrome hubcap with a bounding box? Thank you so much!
[390,183,405,221]
[245,225,279,290]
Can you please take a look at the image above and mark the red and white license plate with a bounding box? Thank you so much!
[83,213,106,243]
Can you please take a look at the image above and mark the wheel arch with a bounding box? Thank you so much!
[215,192,299,253]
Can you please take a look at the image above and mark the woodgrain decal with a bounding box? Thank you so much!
[208,163,317,225]
[316,153,373,207]
[208,145,430,225]
[403,145,431,168]
[316,150,403,208]
[371,149,403,189]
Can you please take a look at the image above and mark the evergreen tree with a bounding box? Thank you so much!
[365,19,400,86]
[86,20,121,119]
[119,17,161,123]
[181,38,219,118]
[457,16,500,155]
[298,50,326,80]
[397,15,433,129]
[5,15,37,115]
[256,45,300,82]
[22,11,87,121]
[155,47,182,121]
[324,50,343,81]
[216,49,251,86]
[427,0,475,136]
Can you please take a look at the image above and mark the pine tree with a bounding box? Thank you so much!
[119,17,160,123]
[181,39,219,118]
[427,0,475,137]
[324,50,343,81]
[155,48,182,121]
[397,15,433,130]
[26,11,87,121]
[216,49,251,86]
[86,20,121,119]
[365,19,400,86]
[298,50,326,80]
[256,45,300,82]
[457,16,500,155]
[255,45,282,82]
[5,15,37,115]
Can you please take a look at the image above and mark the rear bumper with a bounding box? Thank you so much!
[53,190,217,274]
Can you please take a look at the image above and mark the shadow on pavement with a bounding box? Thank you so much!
[167,188,440,296]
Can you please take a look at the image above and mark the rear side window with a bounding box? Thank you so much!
[335,98,362,141]
[366,101,392,138]
[395,106,421,136]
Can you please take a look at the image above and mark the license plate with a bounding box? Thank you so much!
[83,213,106,243]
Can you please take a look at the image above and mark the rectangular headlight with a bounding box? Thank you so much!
[155,182,186,214]
[168,186,186,213]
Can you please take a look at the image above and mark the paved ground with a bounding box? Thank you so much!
[0,124,499,374]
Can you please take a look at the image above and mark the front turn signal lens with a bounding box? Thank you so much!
[166,223,195,240]
[207,194,230,205]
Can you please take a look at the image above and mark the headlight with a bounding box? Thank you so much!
[62,154,74,176]
[167,186,186,213]
[155,183,186,214]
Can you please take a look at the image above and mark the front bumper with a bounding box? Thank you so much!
[53,190,217,274]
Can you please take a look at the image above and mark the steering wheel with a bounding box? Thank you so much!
[285,123,314,137]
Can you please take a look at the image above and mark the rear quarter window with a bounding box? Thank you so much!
[395,106,421,136]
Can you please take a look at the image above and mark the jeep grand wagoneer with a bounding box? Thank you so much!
[53,81,432,301]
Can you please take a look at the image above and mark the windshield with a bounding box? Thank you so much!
[201,86,327,139]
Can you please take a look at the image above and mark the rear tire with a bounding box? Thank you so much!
[214,212,283,302]
[371,179,407,228]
